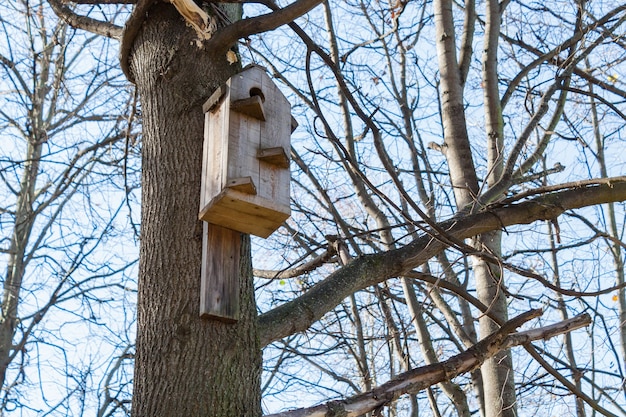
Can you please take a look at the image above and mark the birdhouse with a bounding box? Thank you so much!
[198,65,296,322]
[199,65,294,238]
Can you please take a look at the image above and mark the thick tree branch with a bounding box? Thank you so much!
[62,0,136,3]
[119,0,158,80]
[206,0,322,48]
[48,0,123,38]
[254,249,335,279]
[120,0,322,81]
[259,178,626,346]
[264,311,592,417]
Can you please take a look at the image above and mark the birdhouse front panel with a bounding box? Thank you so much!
[199,65,292,238]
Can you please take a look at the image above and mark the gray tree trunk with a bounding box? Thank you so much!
[434,0,516,416]
[474,1,517,415]
[129,4,261,415]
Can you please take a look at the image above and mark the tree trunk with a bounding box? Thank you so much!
[474,1,517,416]
[128,4,261,416]
[433,0,479,209]
[473,231,516,417]
[434,0,517,415]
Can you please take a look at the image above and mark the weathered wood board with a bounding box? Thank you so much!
[199,223,241,322]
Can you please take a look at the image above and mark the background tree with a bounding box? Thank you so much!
[0,0,137,415]
[251,1,626,416]
[22,0,626,416]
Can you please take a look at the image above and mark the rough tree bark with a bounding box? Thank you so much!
[127,4,262,415]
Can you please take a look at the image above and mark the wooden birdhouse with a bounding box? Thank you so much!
[199,64,295,238]
[198,65,295,322]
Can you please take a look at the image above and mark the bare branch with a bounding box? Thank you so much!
[525,345,622,417]
[207,0,323,49]
[120,0,322,81]
[47,0,123,38]
[61,0,136,4]
[259,178,626,346]
[264,311,591,417]
[254,248,335,279]
[119,0,157,80]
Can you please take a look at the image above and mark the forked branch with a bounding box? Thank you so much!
[259,178,626,346]
[265,311,591,417]
[119,0,322,81]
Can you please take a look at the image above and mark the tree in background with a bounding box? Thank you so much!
[252,1,626,416]
[0,1,137,415]
[9,0,626,416]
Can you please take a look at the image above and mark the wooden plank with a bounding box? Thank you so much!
[256,71,291,207]
[257,147,290,169]
[200,223,241,322]
[201,87,230,210]
[227,107,260,186]
[226,176,257,195]
[199,189,290,238]
[230,95,265,121]
[202,84,228,113]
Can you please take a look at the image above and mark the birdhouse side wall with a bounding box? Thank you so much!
[201,92,231,211]
[227,69,264,189]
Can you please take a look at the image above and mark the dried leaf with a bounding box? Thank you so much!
[226,50,238,65]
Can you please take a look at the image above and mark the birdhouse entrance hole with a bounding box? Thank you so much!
[249,87,265,102]
[230,87,266,121]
